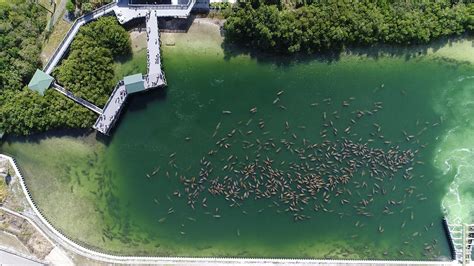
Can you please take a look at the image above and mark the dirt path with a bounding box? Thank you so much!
[51,0,67,26]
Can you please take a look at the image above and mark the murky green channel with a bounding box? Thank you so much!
[2,36,474,260]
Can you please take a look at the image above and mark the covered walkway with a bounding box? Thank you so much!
[52,82,103,114]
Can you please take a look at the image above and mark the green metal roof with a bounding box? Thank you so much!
[28,69,54,95]
[124,74,145,94]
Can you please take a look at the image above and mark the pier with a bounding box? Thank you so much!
[92,9,168,135]
[36,0,198,135]
[145,10,166,88]
[92,81,127,135]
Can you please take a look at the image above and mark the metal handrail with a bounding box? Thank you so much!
[43,2,117,73]
[128,0,193,9]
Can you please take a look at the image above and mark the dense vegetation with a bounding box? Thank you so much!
[0,0,47,135]
[0,3,130,136]
[67,0,112,15]
[56,17,131,106]
[224,1,474,54]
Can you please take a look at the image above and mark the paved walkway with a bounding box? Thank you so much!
[51,0,67,27]
[0,249,44,266]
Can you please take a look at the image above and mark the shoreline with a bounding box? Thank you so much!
[3,18,474,264]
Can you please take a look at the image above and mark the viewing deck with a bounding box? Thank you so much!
[114,0,196,24]
[92,81,128,135]
[43,0,196,75]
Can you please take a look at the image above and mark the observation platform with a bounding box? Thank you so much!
[93,81,127,135]
[37,0,194,136]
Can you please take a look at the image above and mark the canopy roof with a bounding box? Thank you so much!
[124,74,145,94]
[28,69,54,95]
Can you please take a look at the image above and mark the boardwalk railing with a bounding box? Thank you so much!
[92,80,127,135]
[52,82,103,114]
[129,0,193,9]
[43,2,117,74]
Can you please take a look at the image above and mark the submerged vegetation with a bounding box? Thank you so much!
[0,13,130,135]
[224,1,474,54]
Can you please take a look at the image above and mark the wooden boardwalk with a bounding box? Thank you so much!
[43,1,191,136]
[93,11,167,135]
[144,11,166,89]
[52,82,103,114]
[43,3,117,74]
[92,81,128,135]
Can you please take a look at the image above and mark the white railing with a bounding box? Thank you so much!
[129,0,193,9]
[43,2,117,74]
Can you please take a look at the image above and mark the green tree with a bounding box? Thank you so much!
[224,0,472,54]
[66,0,75,13]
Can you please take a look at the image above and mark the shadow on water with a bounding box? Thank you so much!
[0,128,93,147]
[121,15,196,34]
[221,34,474,66]
[128,85,168,112]
[95,86,168,140]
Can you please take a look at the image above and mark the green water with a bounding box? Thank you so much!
[2,35,474,260]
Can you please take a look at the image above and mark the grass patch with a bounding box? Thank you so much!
[0,175,7,203]
[113,48,147,82]
[41,17,72,65]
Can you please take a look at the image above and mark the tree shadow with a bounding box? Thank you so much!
[221,34,474,67]
[95,86,168,140]
[159,15,196,33]
[1,128,94,146]
[121,15,196,34]
[128,85,168,111]
[114,52,133,64]
[5,173,12,186]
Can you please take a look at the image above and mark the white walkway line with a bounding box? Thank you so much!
[0,153,465,265]
[52,82,103,114]
[43,3,117,74]
[0,246,45,265]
